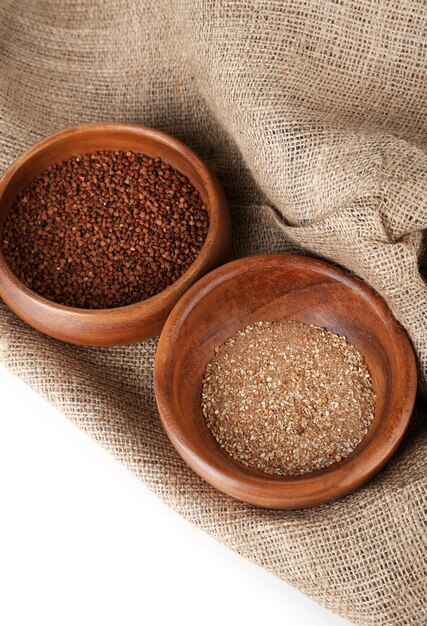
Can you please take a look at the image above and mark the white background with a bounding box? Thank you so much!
[0,363,350,626]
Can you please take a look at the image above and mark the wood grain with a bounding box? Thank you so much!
[0,123,231,345]
[154,254,417,509]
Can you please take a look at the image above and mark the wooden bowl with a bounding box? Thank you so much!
[0,123,230,346]
[154,254,417,509]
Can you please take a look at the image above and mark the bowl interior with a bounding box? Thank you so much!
[156,254,416,508]
[0,125,211,231]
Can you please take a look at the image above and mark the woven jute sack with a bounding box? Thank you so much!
[0,1,426,624]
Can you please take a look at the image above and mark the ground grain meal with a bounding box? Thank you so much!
[202,321,376,476]
[2,150,209,309]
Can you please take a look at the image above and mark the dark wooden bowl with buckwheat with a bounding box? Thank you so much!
[0,123,230,346]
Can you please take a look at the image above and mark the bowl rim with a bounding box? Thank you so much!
[154,253,418,509]
[0,122,226,316]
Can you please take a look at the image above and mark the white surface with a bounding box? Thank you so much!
[0,363,350,626]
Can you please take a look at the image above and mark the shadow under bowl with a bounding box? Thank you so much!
[154,253,417,509]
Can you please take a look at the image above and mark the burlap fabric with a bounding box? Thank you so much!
[0,1,426,624]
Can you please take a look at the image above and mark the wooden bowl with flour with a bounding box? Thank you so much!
[154,254,417,509]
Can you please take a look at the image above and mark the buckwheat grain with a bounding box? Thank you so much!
[2,150,209,309]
